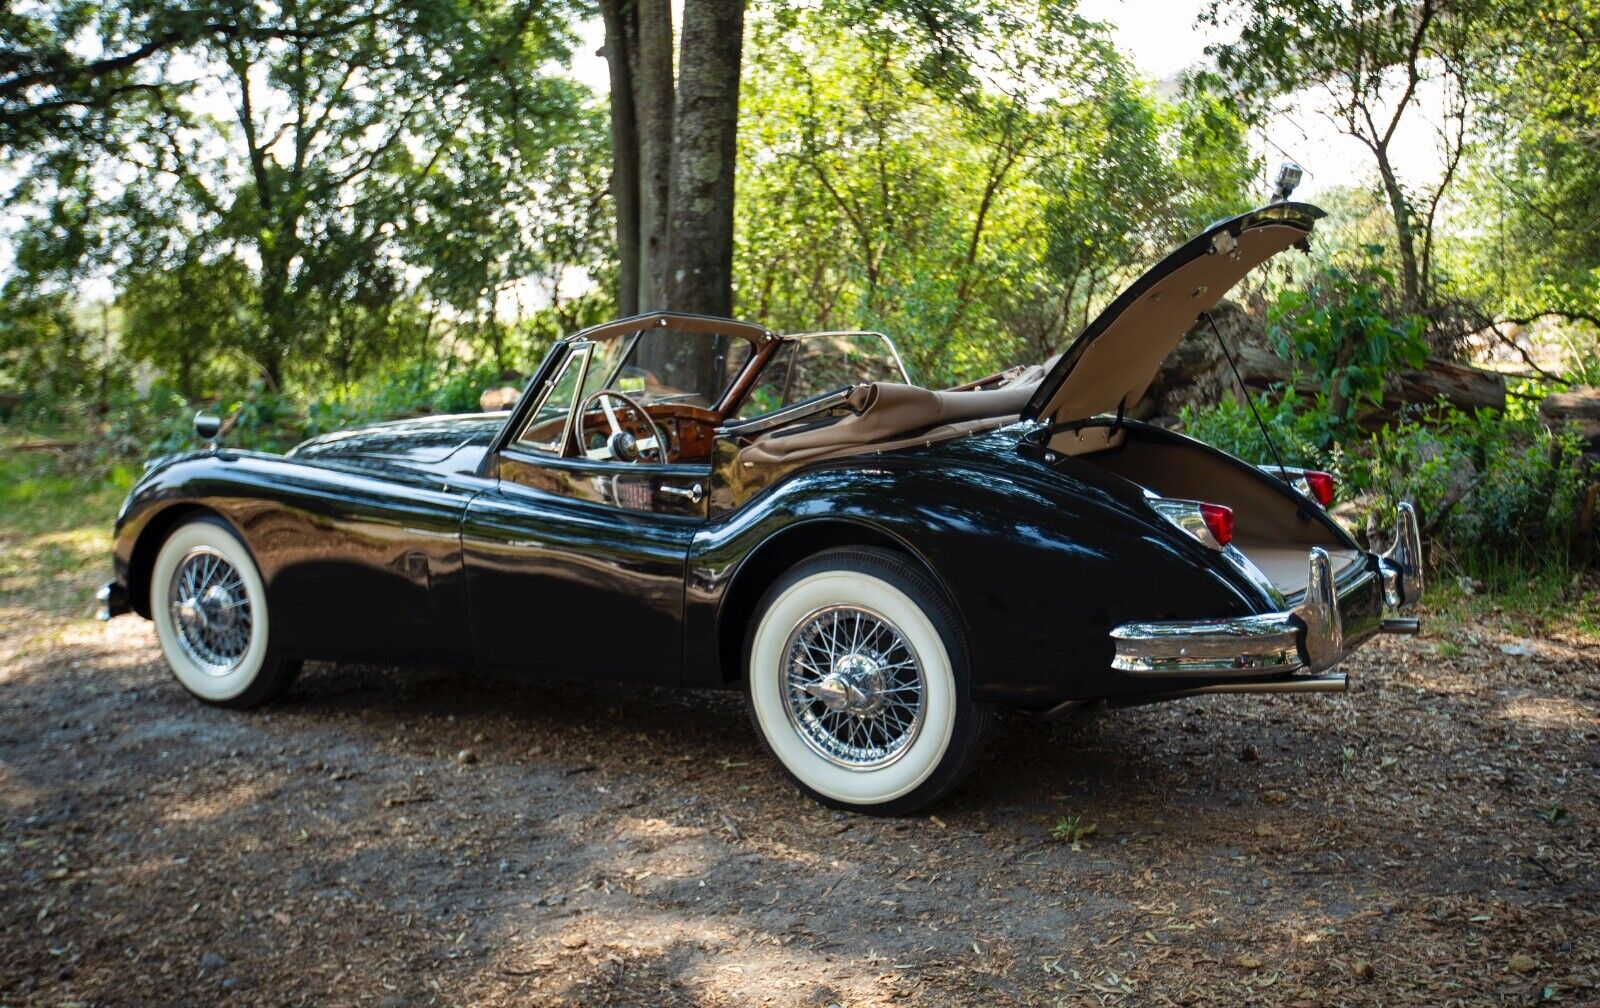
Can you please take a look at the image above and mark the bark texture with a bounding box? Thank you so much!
[598,0,640,318]
[631,0,675,312]
[1137,301,1507,426]
[666,0,745,320]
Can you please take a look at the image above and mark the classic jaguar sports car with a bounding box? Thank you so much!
[101,201,1423,814]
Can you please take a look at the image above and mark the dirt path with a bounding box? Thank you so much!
[2,600,1597,1006]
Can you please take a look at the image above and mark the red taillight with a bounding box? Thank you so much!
[1199,502,1234,548]
[1303,470,1335,507]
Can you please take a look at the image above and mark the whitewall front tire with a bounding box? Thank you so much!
[746,547,990,814]
[150,516,300,708]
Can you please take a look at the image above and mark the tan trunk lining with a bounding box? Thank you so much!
[1077,433,1355,595]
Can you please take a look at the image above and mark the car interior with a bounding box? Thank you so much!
[507,319,1358,599]
[512,325,1022,468]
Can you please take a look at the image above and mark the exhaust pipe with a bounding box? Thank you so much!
[1177,674,1348,696]
[1106,673,1348,708]
[1380,617,1421,635]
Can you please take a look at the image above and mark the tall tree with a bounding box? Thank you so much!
[1455,0,1600,330]
[598,1,641,316]
[666,0,745,318]
[600,0,743,318]
[1204,0,1500,310]
[599,0,1009,322]
[3,0,605,393]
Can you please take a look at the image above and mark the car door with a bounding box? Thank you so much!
[462,340,709,683]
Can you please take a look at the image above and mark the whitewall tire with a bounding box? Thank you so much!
[150,516,299,708]
[746,547,990,814]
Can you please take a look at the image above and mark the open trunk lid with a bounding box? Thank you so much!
[1023,202,1326,425]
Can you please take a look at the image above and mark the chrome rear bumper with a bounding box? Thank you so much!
[1110,503,1423,688]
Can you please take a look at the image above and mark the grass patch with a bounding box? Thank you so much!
[0,430,135,617]
[1050,814,1098,847]
[1420,553,1599,647]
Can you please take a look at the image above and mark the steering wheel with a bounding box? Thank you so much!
[578,389,668,463]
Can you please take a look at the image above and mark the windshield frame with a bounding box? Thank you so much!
[486,312,776,464]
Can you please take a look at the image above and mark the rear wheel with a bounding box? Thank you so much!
[150,516,300,708]
[745,547,990,815]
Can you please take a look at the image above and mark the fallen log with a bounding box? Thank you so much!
[1540,386,1600,443]
[1385,359,1507,416]
[1541,386,1600,518]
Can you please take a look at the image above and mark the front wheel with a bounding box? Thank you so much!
[745,547,990,815]
[150,516,300,708]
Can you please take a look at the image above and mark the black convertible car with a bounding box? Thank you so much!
[101,202,1423,813]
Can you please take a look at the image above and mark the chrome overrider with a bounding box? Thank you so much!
[1109,502,1424,695]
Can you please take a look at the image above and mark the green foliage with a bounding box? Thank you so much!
[1184,392,1589,572]
[1178,391,1338,470]
[1349,407,1589,563]
[734,3,1257,386]
[1452,3,1600,327]
[1266,248,1428,424]
[2,0,609,406]
[1050,814,1097,847]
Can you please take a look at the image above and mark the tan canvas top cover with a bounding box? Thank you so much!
[736,369,1046,467]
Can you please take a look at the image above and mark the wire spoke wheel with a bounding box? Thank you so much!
[167,546,253,676]
[781,604,924,770]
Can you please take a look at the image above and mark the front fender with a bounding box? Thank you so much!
[109,449,479,662]
[111,450,281,615]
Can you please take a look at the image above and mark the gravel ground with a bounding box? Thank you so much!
[2,590,1597,1006]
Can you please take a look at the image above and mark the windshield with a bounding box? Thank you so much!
[735,332,909,419]
[583,324,754,410]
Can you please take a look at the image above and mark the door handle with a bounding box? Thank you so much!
[659,482,704,505]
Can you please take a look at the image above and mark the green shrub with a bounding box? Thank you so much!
[1266,247,1428,428]
[1348,406,1589,564]
[1177,389,1339,471]
[1184,393,1590,572]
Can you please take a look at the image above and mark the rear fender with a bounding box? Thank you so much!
[686,449,1262,705]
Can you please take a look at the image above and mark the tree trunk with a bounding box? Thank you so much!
[666,0,744,319]
[258,250,292,389]
[1374,147,1422,310]
[599,0,641,318]
[1380,359,1507,418]
[632,0,675,311]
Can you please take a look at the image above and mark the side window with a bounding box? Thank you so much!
[514,344,591,454]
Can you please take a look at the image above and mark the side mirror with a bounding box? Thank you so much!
[194,411,222,448]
